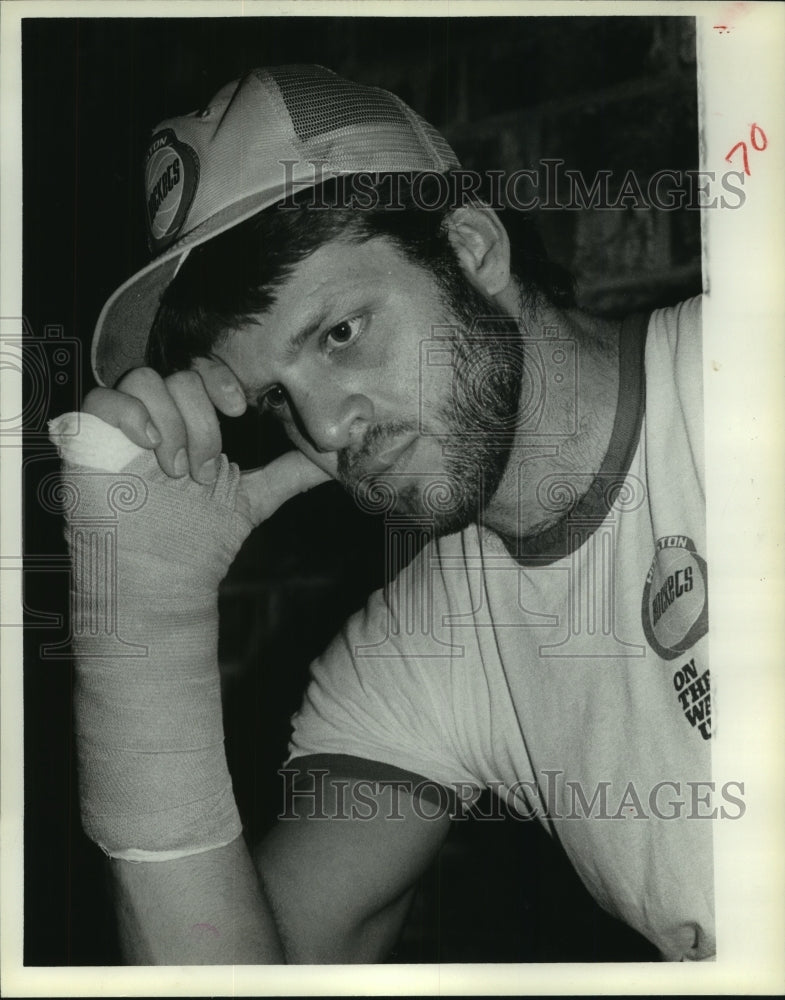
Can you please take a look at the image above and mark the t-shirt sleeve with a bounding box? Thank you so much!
[286,550,483,804]
[646,294,705,499]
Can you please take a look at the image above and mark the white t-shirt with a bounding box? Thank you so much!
[288,296,714,960]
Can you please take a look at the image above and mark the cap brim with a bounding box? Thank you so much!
[91,180,317,388]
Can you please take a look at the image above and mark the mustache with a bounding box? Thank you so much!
[336,420,418,483]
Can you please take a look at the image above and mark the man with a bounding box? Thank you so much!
[49,64,713,963]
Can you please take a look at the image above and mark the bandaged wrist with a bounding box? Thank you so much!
[49,412,253,861]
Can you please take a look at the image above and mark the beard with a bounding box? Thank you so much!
[336,266,523,538]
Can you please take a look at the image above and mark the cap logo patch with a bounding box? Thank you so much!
[144,128,199,253]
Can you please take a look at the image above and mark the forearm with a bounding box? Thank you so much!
[111,837,284,964]
[51,413,269,960]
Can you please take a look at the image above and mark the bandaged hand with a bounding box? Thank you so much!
[49,364,328,862]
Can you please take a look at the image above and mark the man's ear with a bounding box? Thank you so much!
[444,203,511,297]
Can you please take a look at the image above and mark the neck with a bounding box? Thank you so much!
[483,302,622,541]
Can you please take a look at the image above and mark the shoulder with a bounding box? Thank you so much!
[647,294,703,359]
[649,294,703,332]
[645,294,704,394]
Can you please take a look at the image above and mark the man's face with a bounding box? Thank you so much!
[214,235,522,536]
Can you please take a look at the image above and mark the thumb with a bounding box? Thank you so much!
[239,450,332,525]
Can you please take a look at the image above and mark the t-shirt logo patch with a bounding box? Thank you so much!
[144,128,199,253]
[641,535,708,660]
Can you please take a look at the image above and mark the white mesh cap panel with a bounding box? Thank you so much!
[396,103,460,171]
[269,64,412,137]
[265,64,460,172]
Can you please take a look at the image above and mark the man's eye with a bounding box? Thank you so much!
[262,384,287,410]
[325,317,362,348]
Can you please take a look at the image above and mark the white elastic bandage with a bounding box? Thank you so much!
[49,412,252,861]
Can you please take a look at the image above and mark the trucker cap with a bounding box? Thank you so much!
[91,64,461,388]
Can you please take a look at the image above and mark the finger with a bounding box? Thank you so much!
[191,356,248,417]
[81,385,160,450]
[115,368,190,478]
[240,450,331,525]
[165,370,223,483]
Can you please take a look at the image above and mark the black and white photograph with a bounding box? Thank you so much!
[2,2,784,995]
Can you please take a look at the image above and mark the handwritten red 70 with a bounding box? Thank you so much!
[725,124,768,176]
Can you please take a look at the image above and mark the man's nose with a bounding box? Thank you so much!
[296,390,374,454]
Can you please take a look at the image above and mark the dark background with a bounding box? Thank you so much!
[22,15,700,965]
